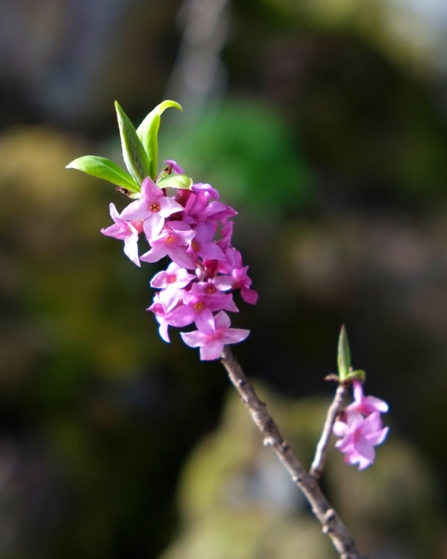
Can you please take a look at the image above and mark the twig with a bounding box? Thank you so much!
[310,383,349,479]
[220,346,364,559]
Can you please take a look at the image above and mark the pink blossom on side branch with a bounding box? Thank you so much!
[345,381,389,416]
[333,380,389,470]
[333,411,389,470]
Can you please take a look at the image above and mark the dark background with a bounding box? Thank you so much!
[1,0,447,557]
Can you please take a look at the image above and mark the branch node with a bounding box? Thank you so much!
[281,440,289,450]
[263,436,275,447]
[292,475,302,483]
[324,508,336,522]
[322,525,332,535]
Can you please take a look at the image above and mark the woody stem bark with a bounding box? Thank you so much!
[310,383,349,479]
[220,346,363,559]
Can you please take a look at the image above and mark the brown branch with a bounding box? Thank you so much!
[310,383,349,479]
[220,346,364,559]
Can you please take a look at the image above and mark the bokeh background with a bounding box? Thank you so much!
[1,0,447,557]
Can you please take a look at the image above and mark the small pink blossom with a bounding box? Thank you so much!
[148,295,191,343]
[150,263,196,312]
[168,286,237,335]
[101,203,142,267]
[181,311,250,360]
[333,412,389,470]
[199,201,237,223]
[215,248,258,305]
[182,191,210,224]
[192,182,220,201]
[121,176,183,240]
[345,381,389,416]
[140,222,197,269]
[163,160,184,174]
[188,221,226,261]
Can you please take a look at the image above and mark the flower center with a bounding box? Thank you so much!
[205,285,215,294]
[167,275,177,284]
[191,240,200,252]
[165,234,175,244]
[150,203,160,212]
[193,302,205,312]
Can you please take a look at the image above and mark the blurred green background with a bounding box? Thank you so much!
[1,0,447,557]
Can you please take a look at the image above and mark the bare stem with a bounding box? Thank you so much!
[310,383,349,479]
[220,346,364,559]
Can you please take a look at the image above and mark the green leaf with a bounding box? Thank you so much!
[137,100,182,180]
[66,156,140,192]
[115,101,151,185]
[347,370,366,382]
[337,325,351,382]
[156,174,193,190]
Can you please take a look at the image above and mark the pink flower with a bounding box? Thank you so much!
[181,311,250,360]
[192,182,220,201]
[101,203,142,267]
[333,412,389,470]
[120,176,184,240]
[150,263,196,312]
[168,285,237,335]
[163,160,184,174]
[182,191,237,224]
[148,295,192,343]
[140,222,197,269]
[215,248,258,305]
[199,200,237,223]
[182,191,210,224]
[345,381,389,416]
[188,221,226,261]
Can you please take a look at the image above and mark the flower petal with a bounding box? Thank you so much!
[195,308,216,336]
[140,244,169,263]
[214,310,231,331]
[366,426,389,447]
[353,436,375,462]
[199,339,224,360]
[158,196,184,218]
[221,328,250,345]
[143,212,164,241]
[181,330,209,348]
[123,235,140,267]
[167,244,197,269]
[241,288,258,305]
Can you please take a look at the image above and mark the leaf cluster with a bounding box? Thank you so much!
[66,100,192,192]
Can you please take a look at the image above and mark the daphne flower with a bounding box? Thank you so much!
[192,182,220,201]
[148,295,191,343]
[140,222,197,269]
[121,176,184,240]
[333,411,389,470]
[188,221,226,261]
[163,160,184,174]
[168,287,237,335]
[215,248,258,304]
[150,263,196,312]
[345,381,389,416]
[101,203,142,267]
[181,311,250,360]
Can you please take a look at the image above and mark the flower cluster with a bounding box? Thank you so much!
[101,161,257,360]
[333,381,389,470]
